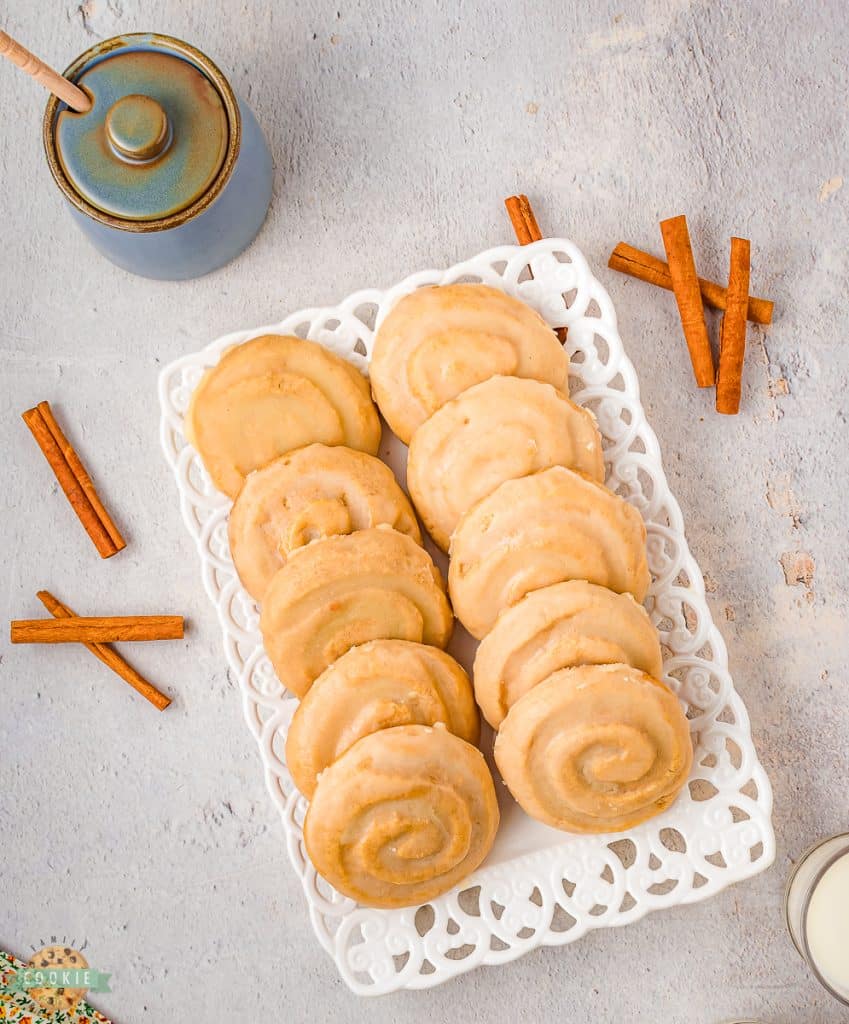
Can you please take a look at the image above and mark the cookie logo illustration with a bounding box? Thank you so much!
[9,939,110,1014]
[27,945,90,1014]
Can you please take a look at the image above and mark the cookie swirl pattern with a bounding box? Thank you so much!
[494,664,692,833]
[370,283,568,444]
[286,639,479,797]
[473,580,663,729]
[186,334,380,498]
[407,375,603,551]
[448,465,651,640]
[259,526,453,698]
[229,444,420,601]
[305,725,500,909]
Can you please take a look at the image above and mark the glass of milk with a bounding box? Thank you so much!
[785,832,849,1005]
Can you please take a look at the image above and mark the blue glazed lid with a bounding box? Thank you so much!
[43,34,241,232]
[55,48,229,221]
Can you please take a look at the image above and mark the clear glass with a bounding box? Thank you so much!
[784,832,849,1007]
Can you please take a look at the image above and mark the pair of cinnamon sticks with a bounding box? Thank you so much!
[505,198,771,415]
[610,217,772,414]
[22,400,126,557]
[11,600,182,711]
[13,593,180,711]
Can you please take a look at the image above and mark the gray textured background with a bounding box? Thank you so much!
[2,1,847,1021]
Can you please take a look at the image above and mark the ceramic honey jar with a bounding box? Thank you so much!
[42,33,272,280]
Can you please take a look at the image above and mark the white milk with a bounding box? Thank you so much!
[786,834,849,1006]
[805,851,849,998]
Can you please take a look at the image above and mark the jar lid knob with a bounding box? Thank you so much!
[105,94,170,161]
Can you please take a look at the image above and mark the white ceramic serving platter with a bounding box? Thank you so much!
[158,239,775,995]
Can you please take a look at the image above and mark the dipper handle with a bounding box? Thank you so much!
[0,30,92,112]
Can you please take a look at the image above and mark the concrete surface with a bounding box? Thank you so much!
[1,1,847,1021]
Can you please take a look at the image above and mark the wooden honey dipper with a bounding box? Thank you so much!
[0,30,91,112]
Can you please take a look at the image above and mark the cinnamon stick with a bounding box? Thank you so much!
[22,402,126,558]
[505,193,543,245]
[36,590,171,710]
[716,237,751,415]
[504,194,568,344]
[608,242,773,325]
[659,215,715,387]
[10,615,184,644]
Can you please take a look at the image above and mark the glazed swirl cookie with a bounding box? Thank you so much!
[370,284,569,444]
[286,640,479,797]
[186,334,381,498]
[229,444,420,601]
[407,375,603,550]
[304,724,500,908]
[473,580,663,729]
[494,664,692,833]
[259,527,453,697]
[448,466,651,638]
